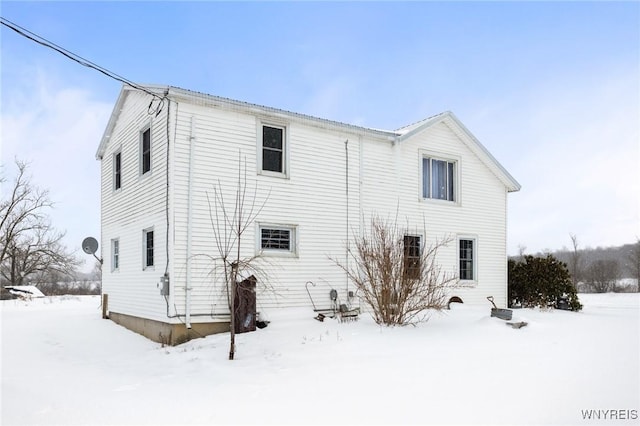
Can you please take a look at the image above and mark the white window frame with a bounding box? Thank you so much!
[139,125,152,177]
[458,236,477,284]
[257,223,298,257]
[257,121,289,178]
[420,152,460,204]
[113,150,122,192]
[111,238,120,272]
[143,227,155,270]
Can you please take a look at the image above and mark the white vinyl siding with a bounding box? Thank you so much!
[100,90,168,322]
[100,87,514,325]
[360,121,508,306]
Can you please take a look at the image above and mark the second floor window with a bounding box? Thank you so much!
[261,125,286,174]
[114,152,122,190]
[141,128,151,175]
[423,157,456,202]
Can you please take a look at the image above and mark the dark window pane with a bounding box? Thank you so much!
[459,239,474,280]
[261,228,291,250]
[142,129,151,174]
[403,235,421,279]
[146,231,154,267]
[115,153,122,190]
[263,126,283,149]
[262,126,283,173]
[263,149,283,173]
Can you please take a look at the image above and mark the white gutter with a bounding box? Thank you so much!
[185,115,196,329]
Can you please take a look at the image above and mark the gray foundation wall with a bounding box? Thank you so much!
[108,311,230,346]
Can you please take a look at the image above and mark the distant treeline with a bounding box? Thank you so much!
[511,241,640,293]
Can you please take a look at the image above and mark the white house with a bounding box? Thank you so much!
[97,84,520,344]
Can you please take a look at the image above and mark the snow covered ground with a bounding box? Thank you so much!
[1,293,638,425]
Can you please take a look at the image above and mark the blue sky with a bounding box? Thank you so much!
[1,1,639,271]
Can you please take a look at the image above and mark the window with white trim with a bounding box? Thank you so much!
[141,127,151,175]
[113,151,122,190]
[259,225,296,255]
[260,124,287,176]
[459,238,475,281]
[111,238,120,271]
[143,228,154,269]
[423,157,456,201]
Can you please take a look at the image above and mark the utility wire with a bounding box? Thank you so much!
[0,16,166,112]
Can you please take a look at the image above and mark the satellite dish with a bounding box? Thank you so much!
[82,237,99,255]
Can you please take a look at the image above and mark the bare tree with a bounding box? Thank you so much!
[568,233,582,288]
[517,244,527,261]
[586,259,619,293]
[1,160,79,286]
[206,153,269,360]
[334,215,459,326]
[1,225,79,285]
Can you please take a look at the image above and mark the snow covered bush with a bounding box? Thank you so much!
[335,216,459,325]
[508,254,582,311]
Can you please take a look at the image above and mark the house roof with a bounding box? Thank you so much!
[97,84,520,192]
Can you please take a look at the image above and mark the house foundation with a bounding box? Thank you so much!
[108,311,230,346]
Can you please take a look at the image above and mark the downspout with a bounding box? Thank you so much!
[185,116,196,329]
[359,136,364,236]
[344,139,349,295]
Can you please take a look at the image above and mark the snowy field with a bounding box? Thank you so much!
[1,294,638,426]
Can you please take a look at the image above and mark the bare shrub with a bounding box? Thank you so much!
[586,259,619,293]
[335,216,458,326]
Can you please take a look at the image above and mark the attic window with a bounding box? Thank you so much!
[423,157,456,202]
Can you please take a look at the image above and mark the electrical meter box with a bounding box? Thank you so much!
[159,274,170,296]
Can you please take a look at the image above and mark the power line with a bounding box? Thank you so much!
[0,16,166,111]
